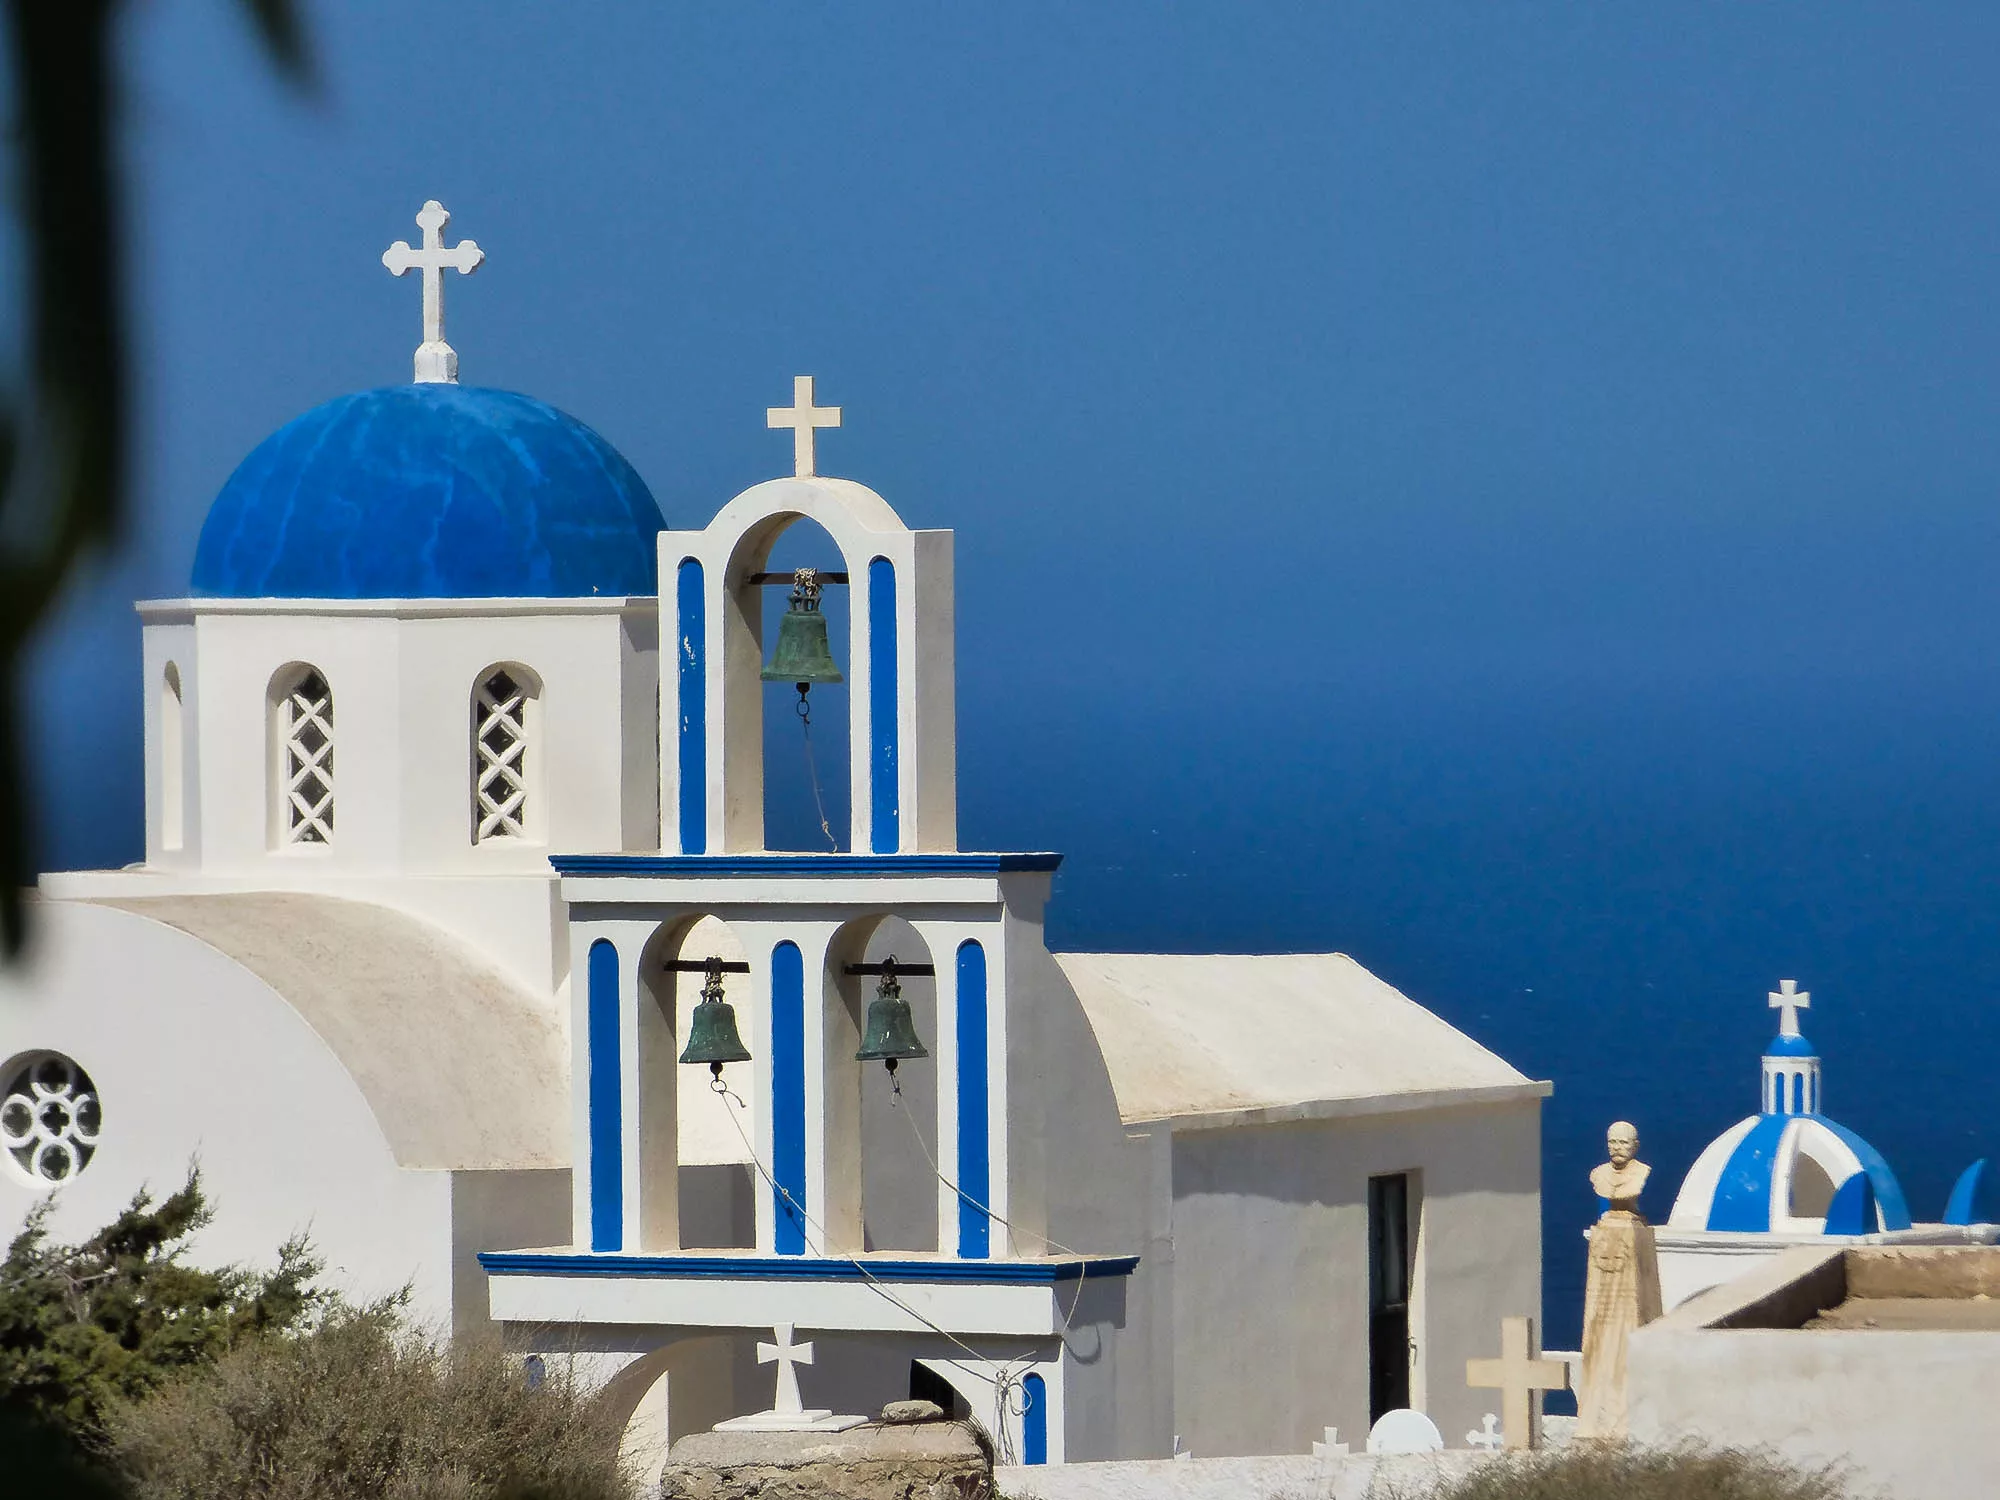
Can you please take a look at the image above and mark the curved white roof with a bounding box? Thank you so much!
[93,893,568,1170]
[1054,951,1545,1129]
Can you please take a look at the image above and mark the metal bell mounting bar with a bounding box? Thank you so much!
[746,571,849,586]
[843,961,935,977]
[663,959,751,973]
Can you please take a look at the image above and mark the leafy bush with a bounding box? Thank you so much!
[0,1170,318,1446]
[1416,1441,1864,1500]
[108,1299,631,1500]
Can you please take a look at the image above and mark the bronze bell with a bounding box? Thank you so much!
[762,568,843,688]
[855,957,929,1073]
[679,960,752,1077]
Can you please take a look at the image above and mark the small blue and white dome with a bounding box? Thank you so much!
[1667,980,1912,1235]
[192,384,665,600]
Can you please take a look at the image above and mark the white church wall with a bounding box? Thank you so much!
[1166,1098,1542,1457]
[0,901,457,1327]
[446,1168,571,1334]
[140,598,655,883]
[141,614,201,870]
[1002,922,1176,1460]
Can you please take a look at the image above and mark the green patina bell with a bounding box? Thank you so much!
[855,959,929,1073]
[679,961,752,1077]
[762,568,843,687]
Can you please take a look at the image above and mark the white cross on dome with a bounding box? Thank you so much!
[382,200,485,384]
[1769,979,1810,1037]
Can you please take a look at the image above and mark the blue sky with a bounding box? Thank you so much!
[18,2,2000,1335]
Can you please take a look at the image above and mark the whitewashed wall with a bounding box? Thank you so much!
[1166,1099,1543,1457]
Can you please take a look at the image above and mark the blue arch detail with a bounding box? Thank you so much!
[676,559,706,853]
[1706,1114,1790,1231]
[956,940,991,1259]
[1816,1117,1913,1230]
[1824,1170,1878,1235]
[1944,1160,1989,1225]
[868,557,899,853]
[1022,1372,1048,1464]
[772,941,808,1255]
[587,939,623,1251]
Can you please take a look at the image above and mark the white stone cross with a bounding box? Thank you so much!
[1311,1426,1349,1461]
[382,200,485,384]
[1466,1315,1569,1451]
[767,375,842,477]
[757,1323,814,1415]
[1467,1413,1503,1451]
[1770,979,1810,1037]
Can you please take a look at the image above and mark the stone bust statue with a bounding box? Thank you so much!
[1588,1120,1651,1213]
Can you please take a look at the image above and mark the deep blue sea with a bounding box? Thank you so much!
[927,670,2000,1355]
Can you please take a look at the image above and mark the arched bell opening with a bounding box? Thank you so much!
[721,513,856,853]
[639,916,758,1251]
[822,914,940,1255]
[1789,1151,1836,1222]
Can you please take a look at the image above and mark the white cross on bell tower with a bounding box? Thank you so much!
[1769,979,1810,1037]
[767,375,842,477]
[382,200,485,384]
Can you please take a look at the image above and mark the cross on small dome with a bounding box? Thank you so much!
[1769,979,1810,1037]
[383,200,485,384]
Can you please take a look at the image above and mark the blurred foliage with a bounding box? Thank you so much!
[1415,1439,1866,1500]
[109,1298,632,1500]
[0,0,307,955]
[0,1168,321,1447]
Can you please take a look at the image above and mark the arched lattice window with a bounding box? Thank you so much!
[473,667,534,841]
[278,667,335,844]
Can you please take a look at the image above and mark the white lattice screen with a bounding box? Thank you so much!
[281,670,335,843]
[474,668,529,840]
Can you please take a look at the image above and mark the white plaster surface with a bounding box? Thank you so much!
[998,1450,1493,1500]
[1056,952,1545,1127]
[1630,1324,2000,1500]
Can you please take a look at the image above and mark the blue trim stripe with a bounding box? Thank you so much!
[551,852,1063,876]
[1706,1113,1789,1231]
[772,941,808,1255]
[1022,1373,1048,1464]
[869,556,899,854]
[1817,1117,1913,1230]
[956,940,991,1258]
[587,940,623,1252]
[676,558,706,854]
[477,1251,1140,1282]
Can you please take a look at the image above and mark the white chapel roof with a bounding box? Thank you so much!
[1054,951,1546,1130]
[90,893,567,1171]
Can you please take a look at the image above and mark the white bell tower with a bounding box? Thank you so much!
[656,377,957,855]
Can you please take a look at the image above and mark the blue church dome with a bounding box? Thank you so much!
[1668,981,1914,1236]
[193,385,665,599]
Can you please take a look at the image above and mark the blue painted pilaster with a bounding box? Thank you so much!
[868,556,899,853]
[587,939,623,1251]
[676,558,706,854]
[772,941,808,1254]
[956,939,991,1258]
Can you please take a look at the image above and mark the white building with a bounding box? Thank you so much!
[0,205,1548,1465]
[1658,980,1994,1310]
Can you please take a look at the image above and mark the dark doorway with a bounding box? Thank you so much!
[1368,1172,1413,1421]
[909,1360,966,1418]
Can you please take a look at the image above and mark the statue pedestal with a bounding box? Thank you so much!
[1576,1209,1663,1439]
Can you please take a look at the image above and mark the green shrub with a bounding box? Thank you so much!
[0,1170,318,1446]
[1416,1441,1866,1500]
[108,1299,631,1500]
